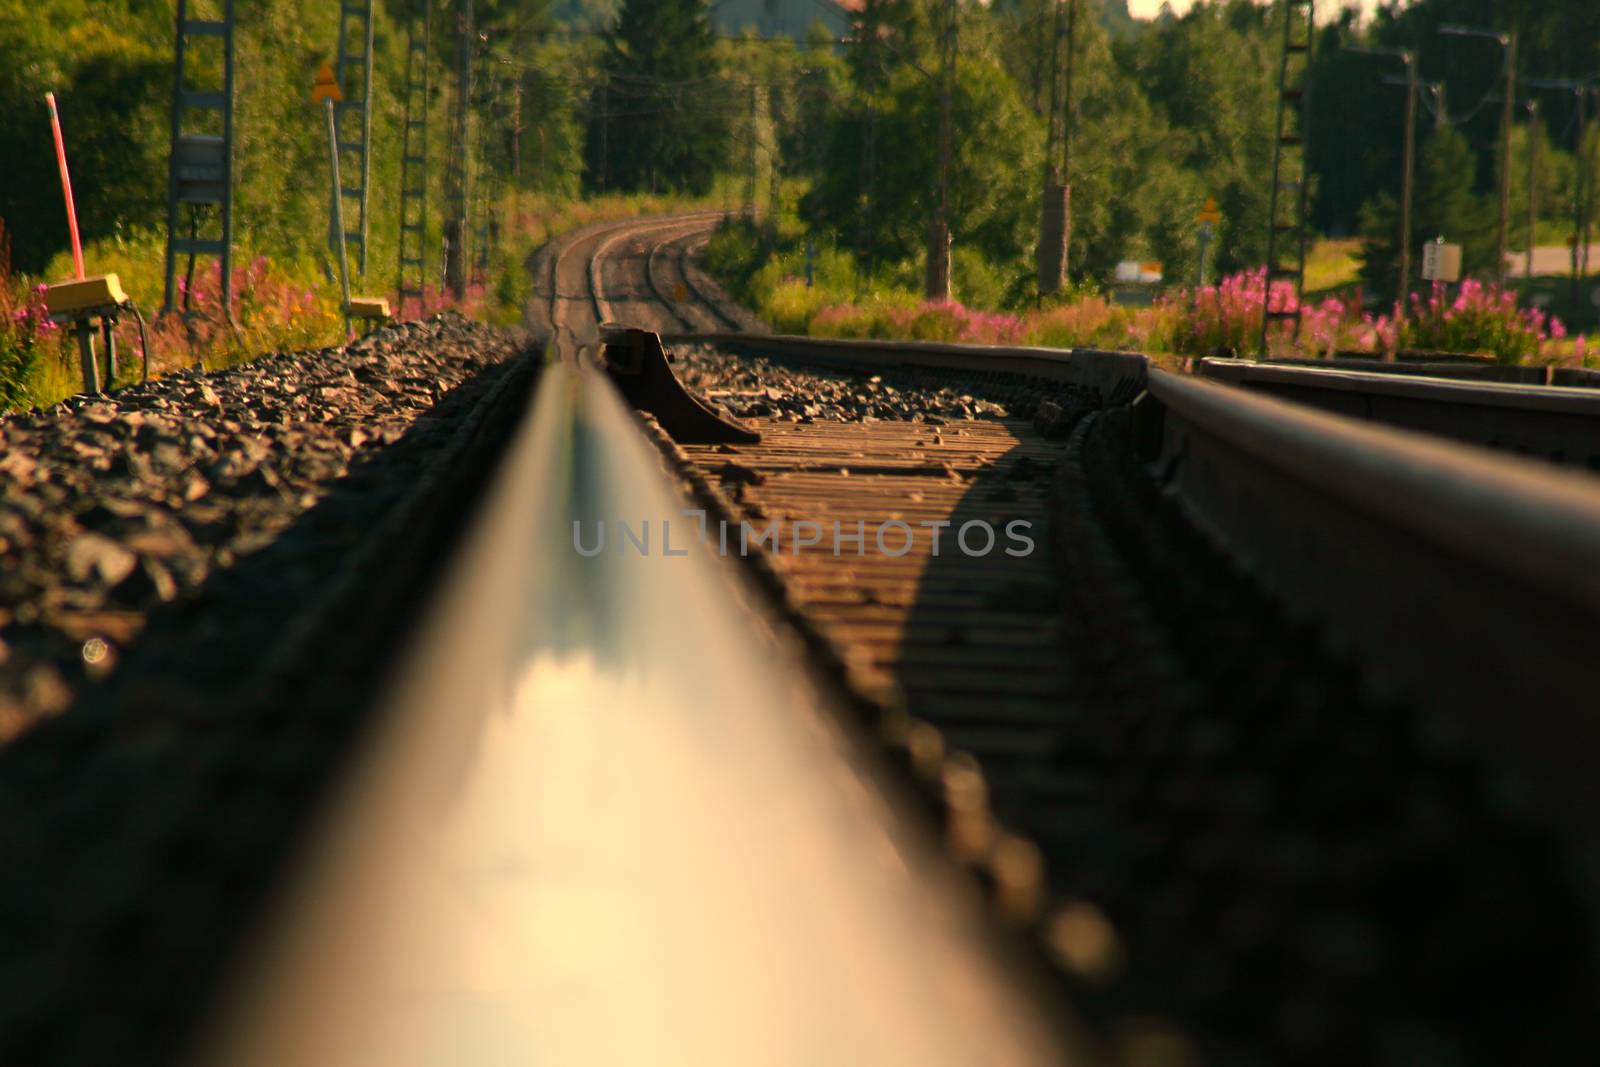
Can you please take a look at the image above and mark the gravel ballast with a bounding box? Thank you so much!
[0,313,539,1065]
[670,342,1015,423]
[0,313,520,740]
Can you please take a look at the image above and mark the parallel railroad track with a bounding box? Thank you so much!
[1197,355,1600,469]
[574,219,1600,1063]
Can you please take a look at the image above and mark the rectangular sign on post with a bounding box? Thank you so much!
[1421,240,1463,283]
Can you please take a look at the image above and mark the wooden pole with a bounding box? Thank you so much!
[1398,54,1417,313]
[1526,98,1539,281]
[926,0,955,301]
[1496,33,1516,286]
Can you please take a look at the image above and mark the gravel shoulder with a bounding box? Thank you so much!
[0,313,541,1065]
[0,313,522,739]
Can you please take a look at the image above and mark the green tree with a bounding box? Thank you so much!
[1125,0,1279,273]
[1312,0,1600,241]
[1359,124,1495,301]
[801,55,1043,281]
[0,0,584,286]
[0,3,168,272]
[585,0,728,195]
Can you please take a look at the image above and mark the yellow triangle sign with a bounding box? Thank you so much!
[1197,196,1221,224]
[311,61,343,104]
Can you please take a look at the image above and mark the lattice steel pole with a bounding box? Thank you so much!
[163,0,236,319]
[446,0,473,298]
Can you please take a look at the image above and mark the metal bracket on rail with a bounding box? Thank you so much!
[599,325,761,445]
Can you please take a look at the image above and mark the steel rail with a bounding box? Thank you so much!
[608,326,1600,877]
[195,354,1086,1064]
[585,212,728,330]
[1197,356,1600,468]
[542,212,726,360]
[662,230,753,334]
[545,215,661,356]
[1143,368,1600,880]
[642,220,728,332]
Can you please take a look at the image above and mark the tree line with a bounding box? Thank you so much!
[586,0,1600,304]
[3,1,1596,308]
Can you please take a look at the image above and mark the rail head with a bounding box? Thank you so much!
[197,359,1084,1067]
[1145,368,1600,881]
[1197,357,1600,417]
[1148,368,1600,613]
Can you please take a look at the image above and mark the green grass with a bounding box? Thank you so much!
[2,184,761,411]
[1303,238,1363,294]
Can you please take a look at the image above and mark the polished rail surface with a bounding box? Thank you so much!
[197,355,1082,1066]
[1197,357,1600,467]
[1144,368,1600,877]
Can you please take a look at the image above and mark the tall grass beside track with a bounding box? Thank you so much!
[0,188,740,412]
[704,217,1592,367]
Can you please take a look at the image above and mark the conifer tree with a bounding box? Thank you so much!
[586,0,727,195]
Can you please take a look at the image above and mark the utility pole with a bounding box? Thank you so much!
[1440,24,1515,286]
[1348,44,1416,311]
[1061,0,1078,199]
[747,82,758,216]
[472,48,497,284]
[398,0,432,313]
[1524,77,1590,304]
[163,0,236,319]
[1400,58,1417,311]
[1499,33,1517,287]
[1526,97,1539,280]
[1259,0,1316,355]
[1036,0,1068,295]
[926,0,956,301]
[599,78,609,193]
[1574,87,1587,305]
[445,0,474,299]
[332,0,376,277]
[767,86,780,215]
[512,78,524,183]
[1043,1,1064,186]
[856,2,881,295]
[1583,87,1597,286]
[1426,82,1446,132]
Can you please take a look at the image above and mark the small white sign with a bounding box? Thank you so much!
[1114,260,1163,284]
[1421,240,1462,283]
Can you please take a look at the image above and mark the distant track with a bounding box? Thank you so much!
[541,211,738,360]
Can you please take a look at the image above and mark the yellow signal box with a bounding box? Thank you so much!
[347,296,391,321]
[45,273,128,317]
